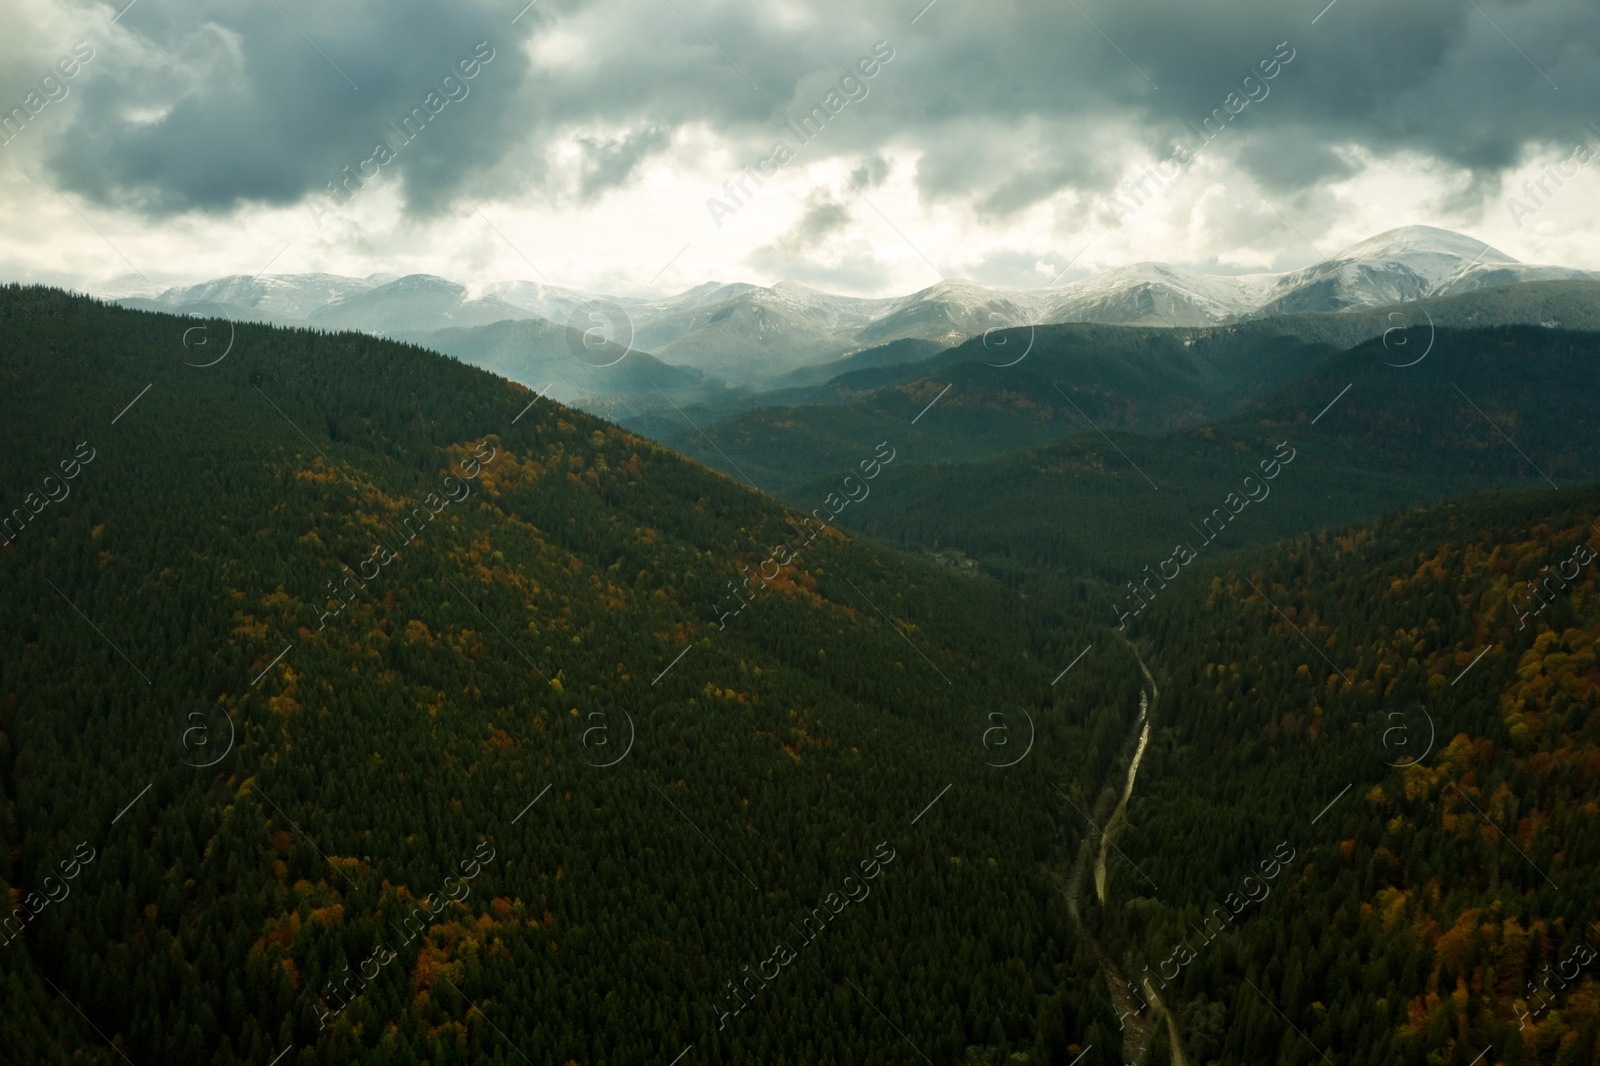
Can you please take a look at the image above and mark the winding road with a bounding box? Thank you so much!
[1095,691,1150,906]
[1063,640,1188,1066]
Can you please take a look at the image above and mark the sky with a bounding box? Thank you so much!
[2,0,1599,299]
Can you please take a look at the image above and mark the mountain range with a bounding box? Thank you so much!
[103,227,1598,398]
[663,277,1600,491]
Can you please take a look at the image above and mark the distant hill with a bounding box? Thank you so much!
[305,274,535,333]
[768,337,952,390]
[668,280,1600,492]
[821,321,1600,595]
[101,226,1600,397]
[394,315,731,422]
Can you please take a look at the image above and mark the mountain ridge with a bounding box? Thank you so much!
[101,227,1598,371]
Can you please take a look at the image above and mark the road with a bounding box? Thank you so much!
[1065,639,1188,1066]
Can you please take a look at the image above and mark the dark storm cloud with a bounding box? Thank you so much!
[1230,130,1357,197]
[788,191,850,245]
[849,152,891,190]
[745,188,863,281]
[869,0,1600,213]
[41,0,1600,221]
[47,1,541,216]
[749,188,851,263]
[576,124,671,200]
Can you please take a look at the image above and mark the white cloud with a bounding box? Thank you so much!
[4,0,1600,299]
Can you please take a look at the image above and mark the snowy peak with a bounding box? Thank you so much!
[1329,225,1516,268]
[307,274,535,333]
[1043,263,1276,326]
[93,227,1598,381]
[148,273,385,322]
[852,278,1050,347]
[484,279,619,325]
[1258,228,1570,315]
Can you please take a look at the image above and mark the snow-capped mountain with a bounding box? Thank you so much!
[1254,227,1517,315]
[1028,227,1594,327]
[304,275,535,334]
[103,226,1598,385]
[1037,263,1275,327]
[115,272,391,325]
[853,279,1050,349]
[481,279,621,326]
[628,283,898,382]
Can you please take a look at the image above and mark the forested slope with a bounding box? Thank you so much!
[0,287,1142,1066]
[7,286,1598,1066]
[669,281,1600,493]
[1102,486,1600,1065]
[833,325,1600,600]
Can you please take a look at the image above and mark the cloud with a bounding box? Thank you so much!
[1232,131,1357,197]
[39,0,1600,222]
[747,188,851,270]
[742,187,899,289]
[849,151,891,190]
[8,0,1600,293]
[46,0,532,216]
[954,246,1077,289]
[576,124,671,201]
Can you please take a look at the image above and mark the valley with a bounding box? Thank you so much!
[10,0,1600,1058]
[5,227,1600,1066]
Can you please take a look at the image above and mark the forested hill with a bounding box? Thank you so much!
[668,280,1600,493]
[835,323,1600,595]
[0,286,1149,1065]
[1107,484,1600,1066]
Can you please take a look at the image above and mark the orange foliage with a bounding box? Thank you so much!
[411,942,457,992]
[309,904,344,926]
